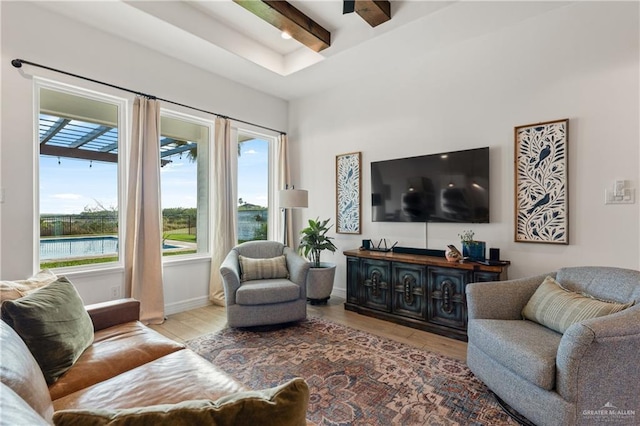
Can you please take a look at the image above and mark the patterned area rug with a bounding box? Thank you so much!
[187,317,517,426]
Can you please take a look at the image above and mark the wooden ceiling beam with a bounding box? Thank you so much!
[355,0,391,28]
[234,0,331,52]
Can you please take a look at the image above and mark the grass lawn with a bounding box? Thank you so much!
[164,249,197,256]
[164,233,196,243]
[41,256,118,269]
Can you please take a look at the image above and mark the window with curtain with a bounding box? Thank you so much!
[35,85,275,271]
[237,130,272,243]
[37,83,126,270]
[159,111,211,256]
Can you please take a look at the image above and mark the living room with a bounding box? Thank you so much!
[1,1,639,425]
[2,1,639,300]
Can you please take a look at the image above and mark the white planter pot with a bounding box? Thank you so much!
[306,262,336,305]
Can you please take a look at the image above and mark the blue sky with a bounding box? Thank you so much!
[39,139,269,214]
[237,138,269,207]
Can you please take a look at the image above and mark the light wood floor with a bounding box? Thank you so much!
[150,296,468,362]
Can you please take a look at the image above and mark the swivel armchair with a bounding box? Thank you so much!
[220,241,310,328]
[466,266,640,426]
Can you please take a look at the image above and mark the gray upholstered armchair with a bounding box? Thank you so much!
[220,241,310,328]
[466,266,640,426]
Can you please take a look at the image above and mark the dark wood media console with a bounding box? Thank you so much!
[343,249,510,341]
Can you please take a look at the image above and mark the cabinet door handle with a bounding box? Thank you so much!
[403,274,415,305]
[442,280,454,313]
[371,271,381,297]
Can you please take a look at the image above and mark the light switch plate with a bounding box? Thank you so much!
[605,188,635,204]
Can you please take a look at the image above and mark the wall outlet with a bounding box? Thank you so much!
[110,286,121,299]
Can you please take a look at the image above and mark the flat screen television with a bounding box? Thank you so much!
[371,147,490,223]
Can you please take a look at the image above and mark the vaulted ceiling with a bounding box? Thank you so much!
[32,1,570,100]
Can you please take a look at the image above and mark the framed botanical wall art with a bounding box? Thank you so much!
[514,119,569,244]
[336,152,361,234]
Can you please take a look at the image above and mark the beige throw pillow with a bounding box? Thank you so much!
[239,255,289,282]
[0,269,58,303]
[522,276,634,334]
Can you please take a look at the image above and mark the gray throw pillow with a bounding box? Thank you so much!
[1,276,94,384]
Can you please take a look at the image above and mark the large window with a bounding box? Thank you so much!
[159,112,211,257]
[37,83,126,269]
[37,83,270,267]
[237,131,271,243]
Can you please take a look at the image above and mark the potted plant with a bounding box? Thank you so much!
[299,217,337,305]
[458,229,486,261]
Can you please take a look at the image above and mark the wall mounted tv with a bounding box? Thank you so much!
[371,147,490,223]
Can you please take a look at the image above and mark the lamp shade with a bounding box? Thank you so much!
[279,189,308,208]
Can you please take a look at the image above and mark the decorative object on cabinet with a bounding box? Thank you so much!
[514,118,569,244]
[458,230,486,261]
[343,249,510,341]
[445,245,462,262]
[299,218,338,304]
[489,248,500,261]
[336,152,361,234]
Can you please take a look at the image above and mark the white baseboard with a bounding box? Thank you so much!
[331,287,346,299]
[164,296,212,316]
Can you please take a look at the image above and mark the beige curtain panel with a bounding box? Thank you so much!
[276,134,293,247]
[209,117,237,305]
[124,96,165,324]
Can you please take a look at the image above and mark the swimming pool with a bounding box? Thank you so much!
[40,236,178,260]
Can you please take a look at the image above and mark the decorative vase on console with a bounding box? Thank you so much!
[458,230,486,261]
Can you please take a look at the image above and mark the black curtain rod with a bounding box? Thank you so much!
[11,58,286,136]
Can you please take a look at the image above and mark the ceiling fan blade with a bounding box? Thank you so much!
[343,0,355,14]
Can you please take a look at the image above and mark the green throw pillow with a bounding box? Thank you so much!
[52,377,310,426]
[1,276,94,384]
[522,276,634,334]
[239,255,289,282]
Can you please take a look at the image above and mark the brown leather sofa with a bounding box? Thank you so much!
[1,298,304,424]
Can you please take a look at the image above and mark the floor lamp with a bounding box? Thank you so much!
[278,187,308,245]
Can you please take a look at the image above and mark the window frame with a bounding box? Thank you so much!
[159,108,214,262]
[235,127,278,243]
[33,78,129,273]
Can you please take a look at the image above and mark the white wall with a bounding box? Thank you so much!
[0,2,287,310]
[289,2,640,297]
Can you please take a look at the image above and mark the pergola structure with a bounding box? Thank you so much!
[39,113,197,166]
